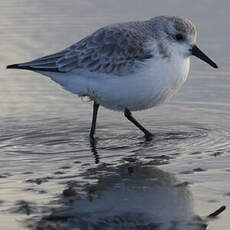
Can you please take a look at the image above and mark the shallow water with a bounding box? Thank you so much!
[1,0,230,229]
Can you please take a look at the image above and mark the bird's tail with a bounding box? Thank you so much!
[7,64,22,69]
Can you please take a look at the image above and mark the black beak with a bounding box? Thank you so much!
[191,45,218,69]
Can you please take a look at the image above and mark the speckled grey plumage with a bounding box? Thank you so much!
[15,16,196,76]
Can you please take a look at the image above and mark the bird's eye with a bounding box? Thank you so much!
[175,33,184,41]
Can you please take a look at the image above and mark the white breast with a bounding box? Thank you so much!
[39,54,190,112]
[82,55,190,111]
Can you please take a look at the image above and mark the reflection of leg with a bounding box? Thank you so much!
[89,101,100,139]
[90,138,100,164]
[89,101,100,164]
[124,108,153,138]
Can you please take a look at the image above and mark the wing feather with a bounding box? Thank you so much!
[10,22,154,75]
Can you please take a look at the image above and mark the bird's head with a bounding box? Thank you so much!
[148,16,218,68]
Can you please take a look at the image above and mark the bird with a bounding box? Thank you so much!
[7,16,218,140]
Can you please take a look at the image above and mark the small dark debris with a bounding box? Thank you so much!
[24,188,47,194]
[193,168,206,172]
[173,182,191,187]
[153,155,172,160]
[123,157,137,163]
[128,167,134,174]
[54,171,65,175]
[180,170,193,175]
[147,159,169,166]
[60,166,71,170]
[62,187,77,197]
[0,173,12,178]
[212,151,224,157]
[190,151,202,155]
[26,177,52,185]
[23,171,33,175]
[13,200,34,215]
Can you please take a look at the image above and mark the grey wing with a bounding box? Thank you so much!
[8,25,153,75]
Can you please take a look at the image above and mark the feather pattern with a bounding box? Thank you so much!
[15,21,154,75]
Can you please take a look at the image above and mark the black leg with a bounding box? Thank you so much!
[90,101,100,139]
[124,108,153,139]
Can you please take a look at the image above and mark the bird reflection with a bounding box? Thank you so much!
[37,161,225,229]
[90,134,157,164]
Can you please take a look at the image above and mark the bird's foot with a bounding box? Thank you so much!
[144,132,154,141]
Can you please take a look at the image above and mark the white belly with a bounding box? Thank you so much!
[41,55,190,111]
[85,57,190,111]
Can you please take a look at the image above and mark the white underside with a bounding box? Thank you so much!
[37,55,190,111]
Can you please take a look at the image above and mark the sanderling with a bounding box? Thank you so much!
[7,16,218,140]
